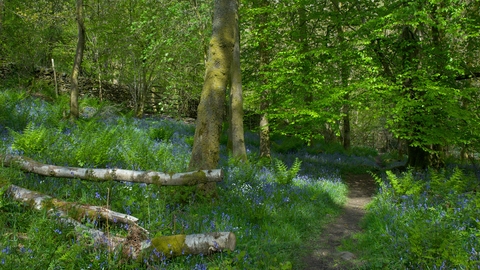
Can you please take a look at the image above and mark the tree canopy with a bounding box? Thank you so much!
[0,0,479,167]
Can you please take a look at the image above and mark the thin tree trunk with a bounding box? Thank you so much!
[0,0,4,39]
[228,3,247,162]
[258,0,271,159]
[332,0,351,150]
[70,0,85,120]
[259,107,270,159]
[188,0,236,196]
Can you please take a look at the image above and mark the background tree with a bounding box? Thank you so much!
[70,0,85,120]
[359,0,480,168]
[227,0,247,162]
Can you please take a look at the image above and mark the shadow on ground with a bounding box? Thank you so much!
[302,174,377,270]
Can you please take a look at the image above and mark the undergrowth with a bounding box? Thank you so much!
[353,168,480,269]
[0,90,355,269]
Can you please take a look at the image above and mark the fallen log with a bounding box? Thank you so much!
[141,232,236,258]
[1,154,223,185]
[3,182,236,259]
[6,184,142,229]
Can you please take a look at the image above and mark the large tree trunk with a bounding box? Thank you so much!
[406,144,429,169]
[70,0,85,120]
[1,155,223,185]
[227,4,247,162]
[188,0,237,196]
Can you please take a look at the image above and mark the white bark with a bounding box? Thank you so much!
[143,232,236,258]
[3,182,236,258]
[7,184,141,227]
[1,155,223,185]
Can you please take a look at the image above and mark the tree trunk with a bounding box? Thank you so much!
[70,0,85,120]
[342,105,351,150]
[406,144,429,169]
[0,0,4,35]
[188,0,236,196]
[259,109,270,159]
[6,184,142,228]
[258,0,271,159]
[3,183,236,259]
[332,0,351,150]
[228,3,247,162]
[1,155,223,186]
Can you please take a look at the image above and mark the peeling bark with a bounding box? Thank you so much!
[1,155,223,186]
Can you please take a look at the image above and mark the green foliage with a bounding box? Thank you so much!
[11,123,51,155]
[148,127,174,141]
[348,146,378,158]
[385,170,425,197]
[73,121,120,167]
[272,158,302,185]
[356,168,480,269]
[271,135,306,154]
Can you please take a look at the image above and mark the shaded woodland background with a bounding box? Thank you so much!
[1,0,480,166]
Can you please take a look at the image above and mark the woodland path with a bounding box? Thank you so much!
[302,173,377,269]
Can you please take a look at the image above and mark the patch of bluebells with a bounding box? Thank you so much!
[362,169,480,269]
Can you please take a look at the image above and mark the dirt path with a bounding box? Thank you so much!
[302,174,377,269]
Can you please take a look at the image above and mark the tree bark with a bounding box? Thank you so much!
[258,0,271,159]
[6,184,142,227]
[146,232,236,258]
[1,155,223,186]
[70,0,85,120]
[228,2,247,162]
[3,183,235,259]
[188,0,236,195]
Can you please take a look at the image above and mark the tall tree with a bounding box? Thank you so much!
[70,0,85,120]
[227,2,248,162]
[188,0,237,195]
[361,0,480,168]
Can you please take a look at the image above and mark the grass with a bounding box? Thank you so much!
[0,89,358,269]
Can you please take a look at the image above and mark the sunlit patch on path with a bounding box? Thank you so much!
[302,174,376,269]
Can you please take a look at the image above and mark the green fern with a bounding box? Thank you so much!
[11,122,50,155]
[274,158,302,185]
[386,170,424,196]
[430,168,467,196]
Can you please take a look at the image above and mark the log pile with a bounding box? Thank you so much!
[0,154,235,259]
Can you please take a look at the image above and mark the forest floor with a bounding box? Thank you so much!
[301,173,378,269]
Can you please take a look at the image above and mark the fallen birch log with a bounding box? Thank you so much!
[141,232,236,258]
[6,184,142,229]
[1,154,223,185]
[3,182,236,259]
